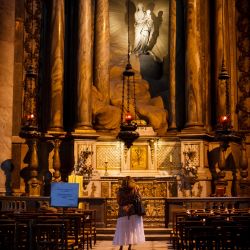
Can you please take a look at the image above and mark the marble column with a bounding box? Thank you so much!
[0,0,15,194]
[48,0,65,132]
[94,0,110,104]
[225,0,236,127]
[75,0,95,132]
[201,0,212,131]
[184,0,204,130]
[168,0,177,131]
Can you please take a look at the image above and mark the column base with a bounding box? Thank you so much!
[167,126,178,133]
[74,126,96,134]
[183,123,206,131]
[48,127,64,132]
[47,130,66,136]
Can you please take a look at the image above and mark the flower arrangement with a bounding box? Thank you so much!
[74,149,93,175]
[74,148,93,189]
[178,148,198,190]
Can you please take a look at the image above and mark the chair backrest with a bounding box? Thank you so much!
[31,221,68,250]
[0,222,17,250]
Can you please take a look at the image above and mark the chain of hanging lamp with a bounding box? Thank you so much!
[121,0,136,124]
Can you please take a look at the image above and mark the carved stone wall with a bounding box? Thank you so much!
[23,0,41,72]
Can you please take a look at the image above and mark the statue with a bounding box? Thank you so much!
[133,3,154,55]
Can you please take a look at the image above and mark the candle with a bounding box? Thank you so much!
[169,154,173,163]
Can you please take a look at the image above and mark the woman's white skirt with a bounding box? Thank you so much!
[113,214,145,246]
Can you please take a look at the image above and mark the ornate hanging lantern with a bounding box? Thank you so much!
[117,0,139,149]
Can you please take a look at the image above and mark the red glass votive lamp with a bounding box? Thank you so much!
[219,115,230,128]
[125,112,133,123]
[27,113,34,120]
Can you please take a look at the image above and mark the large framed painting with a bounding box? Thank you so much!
[130,145,148,170]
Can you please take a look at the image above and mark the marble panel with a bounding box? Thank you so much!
[0,1,15,42]
[0,0,15,193]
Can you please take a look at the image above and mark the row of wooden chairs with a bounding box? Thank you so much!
[171,209,250,249]
[0,210,96,250]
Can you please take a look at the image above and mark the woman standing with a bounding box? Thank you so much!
[113,176,145,250]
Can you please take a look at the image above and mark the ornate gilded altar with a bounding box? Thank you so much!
[68,137,212,199]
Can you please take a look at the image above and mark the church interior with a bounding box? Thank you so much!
[0,0,249,249]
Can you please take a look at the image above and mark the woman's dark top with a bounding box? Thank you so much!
[117,187,140,218]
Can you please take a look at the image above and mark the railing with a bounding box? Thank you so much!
[1,196,250,228]
[165,197,250,227]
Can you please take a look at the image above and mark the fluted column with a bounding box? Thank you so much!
[48,0,65,132]
[184,0,204,130]
[168,0,177,131]
[94,0,110,104]
[0,0,15,194]
[75,0,95,132]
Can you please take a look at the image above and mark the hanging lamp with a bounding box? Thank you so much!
[117,0,139,149]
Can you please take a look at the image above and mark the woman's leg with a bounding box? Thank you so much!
[119,246,123,250]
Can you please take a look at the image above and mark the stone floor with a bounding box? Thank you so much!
[92,240,170,250]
